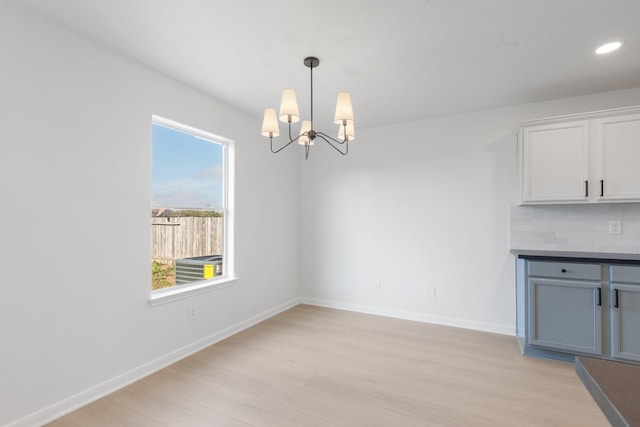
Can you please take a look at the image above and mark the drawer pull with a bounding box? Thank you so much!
[561,269,567,273]
[600,180,604,197]
[585,180,588,197]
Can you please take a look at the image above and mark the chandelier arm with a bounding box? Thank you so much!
[270,137,296,154]
[288,121,315,145]
[270,121,308,153]
[270,135,304,155]
[315,131,348,145]
[316,133,349,156]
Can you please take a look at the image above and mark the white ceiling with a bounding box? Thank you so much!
[11,0,640,131]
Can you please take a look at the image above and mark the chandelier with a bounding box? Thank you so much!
[261,57,355,160]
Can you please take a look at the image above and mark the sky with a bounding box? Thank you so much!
[152,123,224,210]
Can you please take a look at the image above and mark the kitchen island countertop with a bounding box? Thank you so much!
[575,356,640,427]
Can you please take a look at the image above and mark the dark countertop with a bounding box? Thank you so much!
[575,356,640,427]
[510,249,640,263]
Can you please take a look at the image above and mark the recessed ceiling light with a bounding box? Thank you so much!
[595,41,623,55]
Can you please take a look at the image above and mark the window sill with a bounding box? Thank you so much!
[148,276,238,306]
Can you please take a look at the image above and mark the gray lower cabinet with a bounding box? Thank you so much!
[520,259,640,363]
[610,266,640,362]
[528,278,602,355]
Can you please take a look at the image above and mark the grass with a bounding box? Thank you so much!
[152,261,175,290]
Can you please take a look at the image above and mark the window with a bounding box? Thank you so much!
[150,116,235,304]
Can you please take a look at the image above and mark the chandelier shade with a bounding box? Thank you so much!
[298,120,313,145]
[334,92,354,124]
[261,108,279,137]
[279,89,300,123]
[261,56,355,160]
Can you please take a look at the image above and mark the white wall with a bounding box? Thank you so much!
[0,3,300,426]
[299,87,640,334]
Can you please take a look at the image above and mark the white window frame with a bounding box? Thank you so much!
[149,115,236,306]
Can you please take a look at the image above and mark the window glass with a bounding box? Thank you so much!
[151,119,228,291]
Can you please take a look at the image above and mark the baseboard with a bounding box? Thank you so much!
[300,297,515,336]
[9,297,302,427]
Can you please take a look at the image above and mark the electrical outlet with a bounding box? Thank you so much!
[188,305,197,321]
[609,220,622,235]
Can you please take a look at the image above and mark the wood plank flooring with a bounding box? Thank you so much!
[47,305,608,426]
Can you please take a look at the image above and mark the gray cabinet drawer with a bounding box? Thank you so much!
[610,265,640,284]
[528,261,601,281]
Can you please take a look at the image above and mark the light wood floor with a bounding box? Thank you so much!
[47,305,608,426]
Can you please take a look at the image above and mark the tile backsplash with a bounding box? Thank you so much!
[510,204,640,253]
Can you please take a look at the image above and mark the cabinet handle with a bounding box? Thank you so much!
[561,269,567,273]
[614,289,619,308]
[585,180,588,197]
[597,287,602,306]
[600,180,604,197]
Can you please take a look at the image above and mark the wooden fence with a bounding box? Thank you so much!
[151,216,223,264]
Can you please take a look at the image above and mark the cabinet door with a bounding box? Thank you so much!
[596,113,640,201]
[528,278,602,355]
[610,284,640,362]
[520,121,589,203]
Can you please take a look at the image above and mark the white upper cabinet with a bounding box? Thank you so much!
[517,106,640,205]
[521,121,589,203]
[596,113,640,201]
